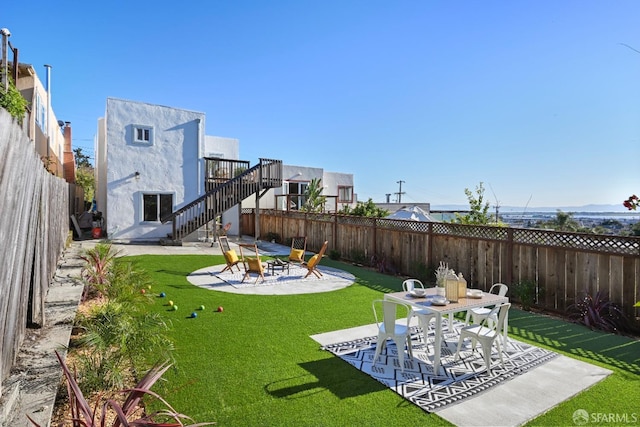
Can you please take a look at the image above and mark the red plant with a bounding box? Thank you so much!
[623,194,638,211]
[27,351,215,427]
[567,290,629,334]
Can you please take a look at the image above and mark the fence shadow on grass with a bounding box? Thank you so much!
[507,308,640,375]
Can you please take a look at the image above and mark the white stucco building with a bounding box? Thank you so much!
[95,98,239,241]
[95,98,358,242]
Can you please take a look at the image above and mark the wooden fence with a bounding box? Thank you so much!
[242,209,640,328]
[0,109,69,397]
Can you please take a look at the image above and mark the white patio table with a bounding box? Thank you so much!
[384,288,509,374]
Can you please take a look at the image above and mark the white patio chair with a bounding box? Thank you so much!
[465,283,508,328]
[402,279,435,343]
[454,302,511,373]
[402,278,425,294]
[372,299,414,371]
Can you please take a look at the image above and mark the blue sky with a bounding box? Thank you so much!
[5,1,639,208]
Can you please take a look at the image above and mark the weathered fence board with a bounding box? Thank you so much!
[0,109,69,397]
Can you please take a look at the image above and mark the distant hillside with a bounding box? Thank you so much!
[430,204,629,213]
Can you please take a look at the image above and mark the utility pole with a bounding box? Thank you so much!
[396,180,405,204]
[385,193,391,203]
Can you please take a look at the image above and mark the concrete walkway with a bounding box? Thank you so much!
[311,324,612,427]
[0,238,613,426]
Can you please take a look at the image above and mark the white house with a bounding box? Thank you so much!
[95,98,239,242]
[95,98,358,242]
[244,164,357,212]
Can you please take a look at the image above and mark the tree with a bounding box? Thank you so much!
[339,198,389,217]
[74,148,95,203]
[453,182,493,225]
[301,178,326,213]
[74,147,93,168]
[534,210,588,232]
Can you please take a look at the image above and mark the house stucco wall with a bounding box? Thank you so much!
[96,98,240,242]
[103,98,205,241]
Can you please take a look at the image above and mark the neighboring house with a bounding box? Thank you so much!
[11,62,82,213]
[95,98,240,242]
[243,164,357,212]
[13,63,67,178]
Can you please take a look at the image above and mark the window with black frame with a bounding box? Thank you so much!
[142,193,173,222]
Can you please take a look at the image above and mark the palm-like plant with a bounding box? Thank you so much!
[28,351,214,427]
[79,242,121,299]
[301,178,326,213]
[567,290,629,333]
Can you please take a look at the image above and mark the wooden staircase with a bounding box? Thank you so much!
[161,158,282,244]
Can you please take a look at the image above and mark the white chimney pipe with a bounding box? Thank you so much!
[44,64,52,160]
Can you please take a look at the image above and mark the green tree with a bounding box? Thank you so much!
[76,168,95,204]
[301,178,326,212]
[453,182,493,225]
[339,198,389,217]
[536,210,585,232]
[74,148,95,203]
[0,78,28,123]
[74,147,93,168]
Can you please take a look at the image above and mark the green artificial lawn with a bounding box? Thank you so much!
[126,254,640,427]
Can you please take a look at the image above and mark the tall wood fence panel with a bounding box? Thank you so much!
[243,209,640,328]
[0,109,69,397]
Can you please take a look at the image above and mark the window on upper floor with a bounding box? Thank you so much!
[338,186,354,203]
[142,193,173,222]
[287,181,309,210]
[132,125,153,145]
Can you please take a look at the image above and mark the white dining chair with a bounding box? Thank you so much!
[454,302,511,373]
[402,278,425,294]
[465,283,508,328]
[372,299,414,371]
[401,279,435,343]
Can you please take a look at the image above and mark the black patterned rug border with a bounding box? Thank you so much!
[322,325,559,413]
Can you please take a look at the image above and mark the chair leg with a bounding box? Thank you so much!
[373,337,386,364]
[482,343,493,372]
[393,337,410,371]
[454,336,464,361]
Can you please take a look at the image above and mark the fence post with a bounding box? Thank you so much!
[506,228,514,285]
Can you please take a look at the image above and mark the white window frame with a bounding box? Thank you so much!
[132,125,154,146]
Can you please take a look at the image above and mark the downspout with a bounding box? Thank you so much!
[44,64,52,164]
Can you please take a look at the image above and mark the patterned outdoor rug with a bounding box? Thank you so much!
[322,320,558,412]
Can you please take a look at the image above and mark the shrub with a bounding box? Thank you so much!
[0,78,28,123]
[28,351,214,427]
[567,290,630,334]
[328,249,341,260]
[264,232,280,243]
[511,280,543,311]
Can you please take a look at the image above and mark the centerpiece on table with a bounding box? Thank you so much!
[434,261,464,302]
